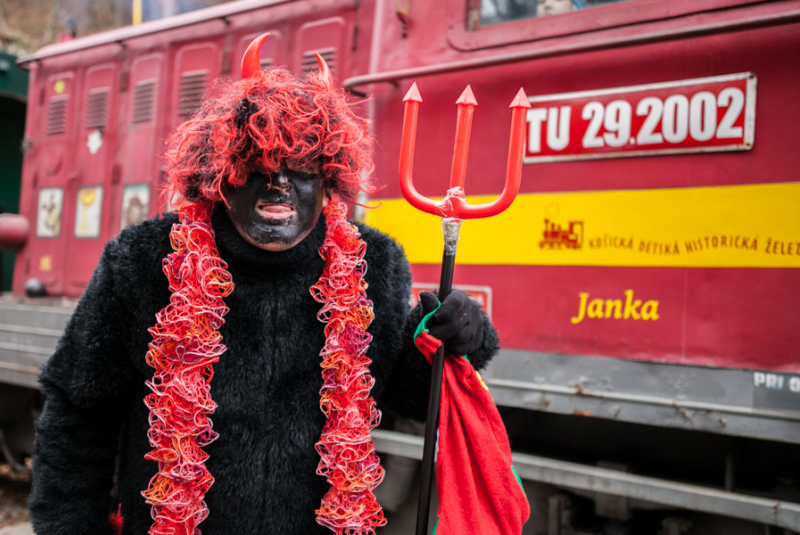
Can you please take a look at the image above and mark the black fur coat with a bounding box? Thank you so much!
[29,209,499,535]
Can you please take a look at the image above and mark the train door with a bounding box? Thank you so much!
[63,63,119,294]
[116,53,165,232]
[24,71,77,296]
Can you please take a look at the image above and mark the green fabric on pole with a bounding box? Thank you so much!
[414,301,468,360]
[512,465,526,495]
[414,303,441,342]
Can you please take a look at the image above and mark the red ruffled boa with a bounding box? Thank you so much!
[141,199,385,535]
[311,201,386,533]
[142,202,233,533]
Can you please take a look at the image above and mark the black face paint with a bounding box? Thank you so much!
[224,167,325,252]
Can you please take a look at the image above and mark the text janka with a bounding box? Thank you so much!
[571,290,660,324]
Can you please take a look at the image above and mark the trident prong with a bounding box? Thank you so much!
[399,83,530,220]
[451,85,477,191]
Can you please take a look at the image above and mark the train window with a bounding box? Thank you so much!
[477,0,630,26]
[132,80,156,123]
[456,0,757,50]
[84,88,110,130]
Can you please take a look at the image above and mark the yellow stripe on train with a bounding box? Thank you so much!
[364,182,800,268]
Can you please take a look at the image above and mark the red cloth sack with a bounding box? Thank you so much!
[415,310,530,535]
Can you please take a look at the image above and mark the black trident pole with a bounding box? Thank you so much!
[415,217,462,535]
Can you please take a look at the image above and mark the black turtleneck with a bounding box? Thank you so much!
[29,208,500,535]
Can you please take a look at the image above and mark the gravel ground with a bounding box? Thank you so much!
[0,464,31,529]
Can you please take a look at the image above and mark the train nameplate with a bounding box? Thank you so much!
[524,73,756,163]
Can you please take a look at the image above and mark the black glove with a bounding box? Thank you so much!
[419,290,484,356]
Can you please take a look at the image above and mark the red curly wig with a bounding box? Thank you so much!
[163,68,374,206]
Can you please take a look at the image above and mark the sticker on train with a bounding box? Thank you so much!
[120,184,150,230]
[524,73,756,163]
[87,129,103,155]
[74,186,103,238]
[39,255,52,273]
[36,187,63,238]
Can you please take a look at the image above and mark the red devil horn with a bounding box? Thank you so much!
[241,33,270,79]
[315,52,334,90]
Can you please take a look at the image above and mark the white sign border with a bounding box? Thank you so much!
[524,72,756,164]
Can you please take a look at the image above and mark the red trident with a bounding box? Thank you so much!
[399,83,530,219]
[400,83,530,535]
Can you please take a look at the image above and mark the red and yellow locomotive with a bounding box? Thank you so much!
[2,0,799,532]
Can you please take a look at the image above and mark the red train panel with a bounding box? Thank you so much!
[12,0,800,377]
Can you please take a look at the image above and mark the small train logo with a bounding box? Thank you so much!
[539,219,584,249]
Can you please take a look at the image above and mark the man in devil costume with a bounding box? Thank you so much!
[28,36,499,535]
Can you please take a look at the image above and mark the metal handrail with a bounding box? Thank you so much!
[372,429,800,530]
